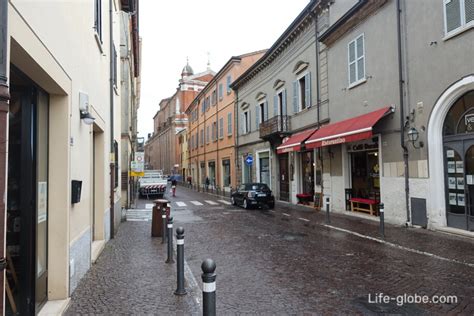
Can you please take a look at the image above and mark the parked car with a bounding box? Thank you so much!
[231,183,275,209]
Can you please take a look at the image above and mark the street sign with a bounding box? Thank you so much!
[130,171,144,177]
[245,155,253,165]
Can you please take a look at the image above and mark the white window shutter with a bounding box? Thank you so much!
[293,81,298,114]
[305,72,312,108]
[264,101,269,121]
[282,89,287,115]
[273,95,278,116]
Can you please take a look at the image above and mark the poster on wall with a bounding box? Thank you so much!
[449,193,457,205]
[446,150,455,158]
[447,161,456,173]
[448,177,456,189]
[456,177,465,190]
[467,174,474,185]
[456,161,464,173]
[457,193,465,206]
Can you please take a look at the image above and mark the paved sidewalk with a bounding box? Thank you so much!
[65,222,200,315]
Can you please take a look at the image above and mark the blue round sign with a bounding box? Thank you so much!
[245,155,253,165]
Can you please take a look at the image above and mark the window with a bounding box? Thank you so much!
[219,117,224,139]
[444,0,474,34]
[206,125,210,144]
[212,90,217,105]
[274,89,287,116]
[348,34,365,86]
[292,73,311,113]
[200,128,204,146]
[227,112,232,136]
[226,75,232,94]
[212,121,217,141]
[219,83,223,100]
[94,0,102,42]
[206,96,210,111]
[242,110,250,134]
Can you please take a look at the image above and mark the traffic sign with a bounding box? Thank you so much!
[245,155,253,165]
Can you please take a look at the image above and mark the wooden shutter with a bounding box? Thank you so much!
[264,101,269,121]
[348,40,356,84]
[228,112,232,135]
[255,105,259,129]
[293,81,298,114]
[305,72,312,108]
[240,113,244,134]
[282,89,287,115]
[273,95,278,116]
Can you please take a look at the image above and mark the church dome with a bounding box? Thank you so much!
[181,59,194,77]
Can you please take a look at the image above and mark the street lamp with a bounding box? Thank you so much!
[80,110,95,125]
[407,127,423,148]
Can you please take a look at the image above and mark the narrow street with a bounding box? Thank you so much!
[67,186,474,315]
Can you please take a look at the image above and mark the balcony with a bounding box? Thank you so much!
[259,115,291,143]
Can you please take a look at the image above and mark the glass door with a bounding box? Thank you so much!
[463,140,474,231]
[279,153,289,201]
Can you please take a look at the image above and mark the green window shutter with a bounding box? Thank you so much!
[293,81,298,114]
[305,72,312,108]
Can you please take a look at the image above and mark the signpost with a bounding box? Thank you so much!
[130,153,145,177]
[245,154,253,166]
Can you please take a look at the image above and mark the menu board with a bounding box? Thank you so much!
[446,149,465,207]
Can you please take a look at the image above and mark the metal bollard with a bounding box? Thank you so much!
[379,203,385,238]
[166,217,175,263]
[201,259,216,316]
[325,196,331,224]
[161,206,167,244]
[174,227,187,296]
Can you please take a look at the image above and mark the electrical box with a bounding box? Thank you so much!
[71,180,82,204]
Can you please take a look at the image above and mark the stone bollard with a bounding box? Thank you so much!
[379,203,385,238]
[174,227,187,296]
[325,196,331,224]
[201,259,216,316]
[166,217,175,263]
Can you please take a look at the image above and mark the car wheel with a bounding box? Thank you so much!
[243,198,249,209]
[231,196,236,205]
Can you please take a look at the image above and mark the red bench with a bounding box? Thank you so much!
[350,198,379,216]
[296,193,312,205]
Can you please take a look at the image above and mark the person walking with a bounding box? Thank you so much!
[205,177,210,191]
[171,177,177,197]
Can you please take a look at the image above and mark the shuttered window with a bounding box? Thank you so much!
[444,0,474,33]
[227,113,232,135]
[219,117,224,139]
[219,83,223,100]
[206,126,210,144]
[226,75,232,94]
[348,34,365,86]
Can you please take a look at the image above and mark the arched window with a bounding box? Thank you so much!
[443,91,474,136]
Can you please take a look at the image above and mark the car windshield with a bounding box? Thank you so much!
[244,183,270,191]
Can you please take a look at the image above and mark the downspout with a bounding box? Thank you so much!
[109,0,115,238]
[215,81,219,190]
[397,0,410,224]
[234,89,239,188]
[0,0,10,305]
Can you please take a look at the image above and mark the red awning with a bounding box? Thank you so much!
[305,106,394,149]
[276,129,315,154]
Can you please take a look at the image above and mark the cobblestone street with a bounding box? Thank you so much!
[66,186,474,315]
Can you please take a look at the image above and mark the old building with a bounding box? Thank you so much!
[145,62,214,174]
[0,0,139,314]
[186,51,266,190]
[232,1,329,204]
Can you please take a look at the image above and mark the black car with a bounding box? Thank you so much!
[231,183,275,209]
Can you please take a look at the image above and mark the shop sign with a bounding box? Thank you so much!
[349,142,379,152]
[322,137,346,146]
[465,114,474,132]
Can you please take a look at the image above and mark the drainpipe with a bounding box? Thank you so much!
[215,81,219,190]
[397,0,410,224]
[109,0,115,238]
[0,0,10,304]
[234,89,239,188]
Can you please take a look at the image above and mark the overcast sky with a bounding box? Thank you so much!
[138,0,311,138]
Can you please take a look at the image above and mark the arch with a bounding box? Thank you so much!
[427,75,474,228]
[293,60,309,75]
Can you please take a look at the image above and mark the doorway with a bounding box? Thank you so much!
[279,153,289,201]
[6,69,49,315]
[300,151,314,200]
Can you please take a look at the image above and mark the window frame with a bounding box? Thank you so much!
[227,112,232,136]
[226,75,232,94]
[444,0,474,36]
[219,117,224,139]
[243,110,250,134]
[347,33,366,88]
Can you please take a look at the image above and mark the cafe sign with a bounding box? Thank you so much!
[465,113,474,132]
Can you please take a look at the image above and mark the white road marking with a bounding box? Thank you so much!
[282,213,291,217]
[145,204,154,209]
[298,217,310,222]
[126,218,149,222]
[190,201,203,206]
[323,224,474,268]
[218,200,231,205]
[205,200,218,205]
[176,202,187,207]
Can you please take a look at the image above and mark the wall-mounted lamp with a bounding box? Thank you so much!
[79,92,95,125]
[407,127,424,148]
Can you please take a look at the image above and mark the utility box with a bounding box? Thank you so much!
[71,180,82,204]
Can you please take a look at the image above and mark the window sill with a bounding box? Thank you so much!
[443,23,474,41]
[94,32,104,54]
[348,78,367,90]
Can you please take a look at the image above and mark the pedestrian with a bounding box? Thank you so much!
[171,177,177,197]
[205,177,210,191]
[187,176,192,188]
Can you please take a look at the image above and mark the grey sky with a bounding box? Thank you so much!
[138,0,311,138]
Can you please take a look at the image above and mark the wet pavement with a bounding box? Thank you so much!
[66,185,474,315]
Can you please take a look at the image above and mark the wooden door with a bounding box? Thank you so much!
[279,154,289,201]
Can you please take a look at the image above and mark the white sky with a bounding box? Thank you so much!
[138,0,311,138]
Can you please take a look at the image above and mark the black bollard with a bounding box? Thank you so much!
[174,227,187,296]
[379,203,385,238]
[325,196,331,224]
[166,217,175,263]
[161,207,167,244]
[201,259,216,316]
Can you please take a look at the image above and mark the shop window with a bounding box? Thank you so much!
[222,159,231,187]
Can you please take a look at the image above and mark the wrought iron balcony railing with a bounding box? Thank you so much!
[259,115,290,140]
